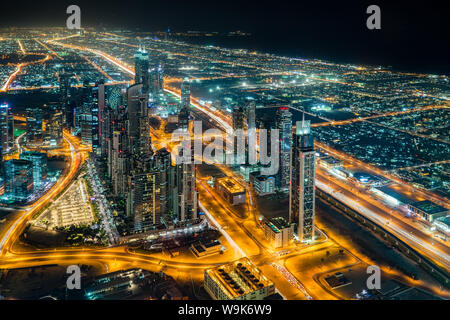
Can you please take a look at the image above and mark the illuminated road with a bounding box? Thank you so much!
[1,33,447,300]
[316,176,450,271]
[0,130,84,256]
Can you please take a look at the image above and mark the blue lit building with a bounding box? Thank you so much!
[275,107,292,191]
[26,107,43,143]
[4,159,34,202]
[0,102,14,155]
[134,46,150,94]
[20,151,47,190]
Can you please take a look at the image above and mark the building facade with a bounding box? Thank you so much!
[289,118,316,242]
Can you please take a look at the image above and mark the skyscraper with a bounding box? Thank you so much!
[178,78,192,130]
[232,105,245,131]
[58,71,71,126]
[246,101,256,130]
[154,148,172,222]
[134,46,150,94]
[276,107,292,191]
[126,84,150,156]
[46,108,63,146]
[111,129,128,197]
[4,159,33,202]
[180,78,191,111]
[175,144,198,222]
[25,108,43,144]
[0,103,13,156]
[127,157,158,232]
[289,115,316,242]
[20,151,47,190]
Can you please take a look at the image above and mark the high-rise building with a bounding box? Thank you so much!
[127,157,158,232]
[180,78,191,111]
[26,108,43,144]
[289,116,316,242]
[4,159,33,202]
[127,84,150,156]
[111,130,128,196]
[96,81,106,157]
[58,71,71,126]
[46,106,63,146]
[276,107,292,191]
[19,151,47,190]
[0,103,13,156]
[134,46,150,94]
[150,63,164,96]
[232,105,245,131]
[154,148,172,222]
[106,86,123,112]
[174,144,198,222]
[246,101,256,130]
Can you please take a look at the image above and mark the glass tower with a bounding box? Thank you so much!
[289,116,316,242]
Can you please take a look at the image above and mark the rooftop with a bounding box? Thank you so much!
[216,177,245,194]
[409,200,449,215]
[205,257,273,299]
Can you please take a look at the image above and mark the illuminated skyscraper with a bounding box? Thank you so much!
[178,78,192,130]
[154,148,172,222]
[46,109,63,146]
[127,157,158,232]
[289,115,316,242]
[20,151,47,190]
[180,78,191,111]
[232,105,245,131]
[26,108,43,144]
[150,63,164,95]
[58,71,71,126]
[175,144,198,222]
[246,101,256,130]
[134,46,150,94]
[127,84,150,157]
[276,107,292,191]
[4,159,33,202]
[0,103,13,155]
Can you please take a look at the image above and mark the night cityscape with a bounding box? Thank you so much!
[0,0,448,313]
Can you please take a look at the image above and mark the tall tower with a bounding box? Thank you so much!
[126,84,150,157]
[289,114,316,242]
[180,78,191,111]
[178,78,191,129]
[276,107,292,191]
[25,108,43,144]
[155,148,172,222]
[246,101,256,130]
[134,46,150,94]
[175,144,198,222]
[0,103,10,155]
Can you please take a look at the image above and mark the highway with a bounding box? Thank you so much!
[0,34,447,300]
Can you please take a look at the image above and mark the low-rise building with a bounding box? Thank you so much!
[190,239,222,258]
[215,176,246,206]
[408,200,449,223]
[433,216,450,235]
[263,217,293,248]
[250,172,275,196]
[204,257,275,300]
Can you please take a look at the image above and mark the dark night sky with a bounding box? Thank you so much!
[1,0,449,74]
